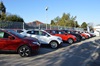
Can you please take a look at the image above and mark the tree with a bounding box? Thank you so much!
[0,13,24,22]
[74,21,80,28]
[58,13,70,26]
[0,1,6,14]
[0,12,6,21]
[51,13,79,28]
[81,22,87,29]
[53,16,61,22]
[51,20,55,25]
[0,2,24,22]
[6,14,24,22]
[67,20,74,27]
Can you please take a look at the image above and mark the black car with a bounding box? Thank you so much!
[63,30,82,42]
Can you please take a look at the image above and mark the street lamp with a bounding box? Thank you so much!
[45,6,48,30]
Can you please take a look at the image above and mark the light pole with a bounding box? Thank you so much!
[0,10,2,28]
[45,6,48,30]
[23,22,24,30]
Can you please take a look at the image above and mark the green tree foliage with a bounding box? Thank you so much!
[51,13,80,28]
[60,13,69,26]
[53,16,61,22]
[51,20,55,25]
[0,1,6,13]
[81,22,87,28]
[0,13,24,22]
[6,14,24,22]
[0,13,6,21]
[75,21,80,28]
[0,2,24,22]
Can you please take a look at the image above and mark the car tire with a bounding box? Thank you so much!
[67,38,74,44]
[49,41,58,49]
[18,45,32,57]
[87,35,89,39]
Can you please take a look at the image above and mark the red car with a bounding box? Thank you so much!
[46,30,77,44]
[0,29,40,57]
[73,31,89,39]
[80,33,89,39]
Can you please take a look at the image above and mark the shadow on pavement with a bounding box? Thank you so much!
[33,38,100,66]
[86,39,100,66]
[32,43,70,56]
[1,37,100,66]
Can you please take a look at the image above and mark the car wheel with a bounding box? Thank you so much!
[50,41,58,49]
[18,45,32,57]
[68,38,73,44]
[87,35,89,39]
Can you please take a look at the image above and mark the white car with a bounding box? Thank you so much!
[83,32,91,38]
[20,29,63,49]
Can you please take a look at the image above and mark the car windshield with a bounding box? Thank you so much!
[7,30,25,38]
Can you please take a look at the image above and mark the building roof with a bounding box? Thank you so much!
[27,20,44,27]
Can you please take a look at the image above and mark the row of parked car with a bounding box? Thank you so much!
[0,29,96,57]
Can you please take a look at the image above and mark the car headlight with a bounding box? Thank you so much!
[32,42,41,46]
[57,38,62,41]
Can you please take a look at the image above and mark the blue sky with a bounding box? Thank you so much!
[2,0,100,25]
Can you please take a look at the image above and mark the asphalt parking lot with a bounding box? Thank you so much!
[0,37,100,66]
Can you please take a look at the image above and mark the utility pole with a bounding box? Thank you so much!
[45,6,48,30]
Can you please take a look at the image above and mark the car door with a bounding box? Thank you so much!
[0,31,15,50]
[27,30,40,39]
[30,30,47,44]
[38,31,49,44]
[0,31,22,50]
[0,31,7,50]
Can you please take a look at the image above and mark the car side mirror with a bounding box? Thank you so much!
[8,36,15,40]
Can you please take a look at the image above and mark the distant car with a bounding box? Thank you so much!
[12,29,24,33]
[72,31,90,39]
[63,30,82,42]
[84,32,96,37]
[82,32,91,38]
[0,29,40,57]
[20,29,63,49]
[46,30,77,44]
[89,32,96,37]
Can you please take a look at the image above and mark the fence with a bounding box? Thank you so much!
[0,21,84,31]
